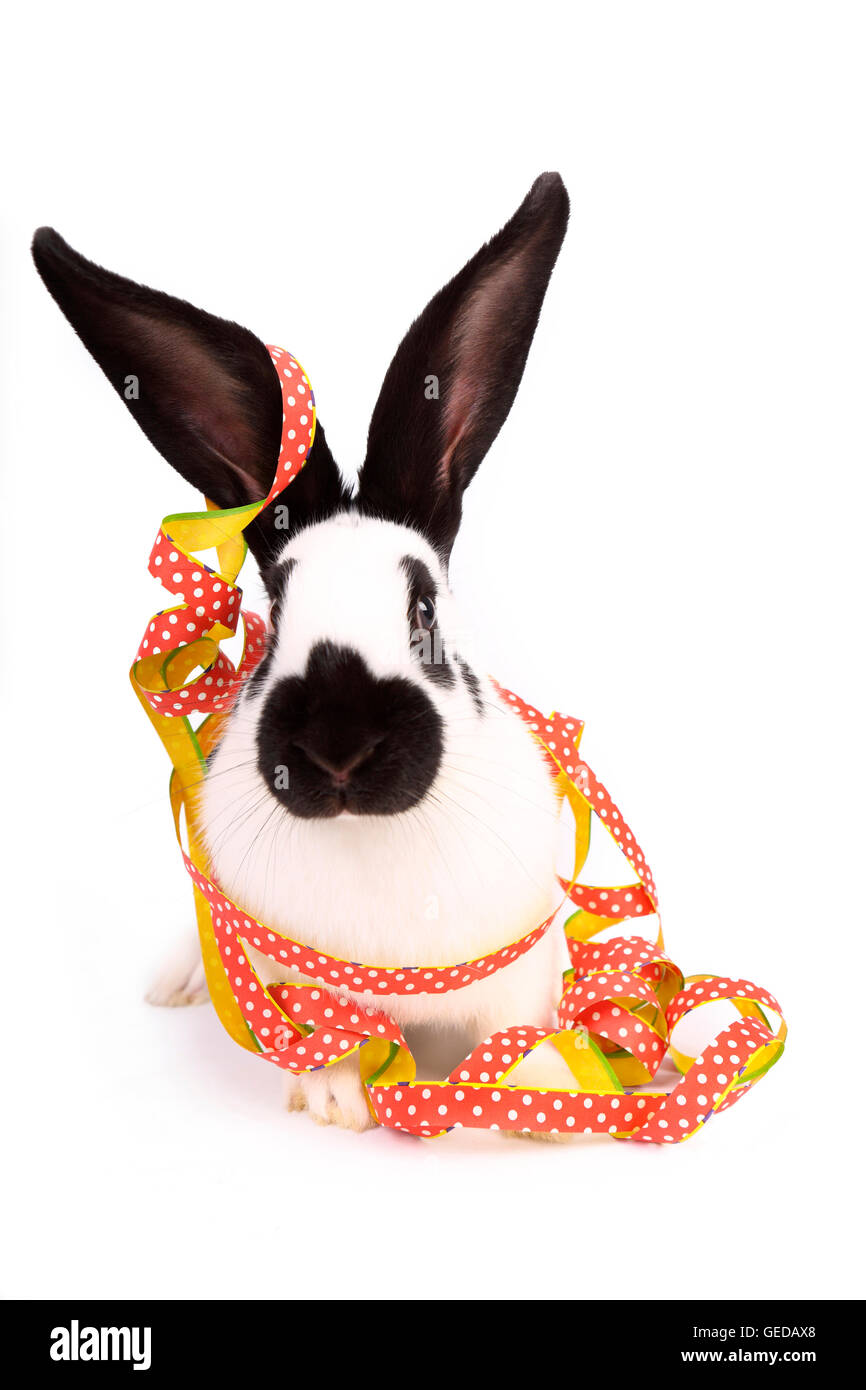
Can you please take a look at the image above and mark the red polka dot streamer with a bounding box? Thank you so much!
[134,346,785,1143]
[185,858,560,1004]
[182,700,785,1142]
[132,347,314,718]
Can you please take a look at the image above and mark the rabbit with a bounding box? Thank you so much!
[33,172,576,1131]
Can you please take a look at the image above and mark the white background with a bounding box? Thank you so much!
[1,1,863,1301]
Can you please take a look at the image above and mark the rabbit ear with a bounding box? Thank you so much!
[31,228,350,571]
[357,172,569,559]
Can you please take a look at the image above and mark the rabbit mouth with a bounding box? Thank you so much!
[254,641,443,819]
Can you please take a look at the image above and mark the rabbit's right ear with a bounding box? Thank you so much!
[357,172,569,561]
[31,229,351,574]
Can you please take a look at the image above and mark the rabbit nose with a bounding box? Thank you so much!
[292,734,384,785]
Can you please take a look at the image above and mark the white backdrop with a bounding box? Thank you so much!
[2,1,863,1301]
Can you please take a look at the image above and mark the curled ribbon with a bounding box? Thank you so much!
[131,345,786,1142]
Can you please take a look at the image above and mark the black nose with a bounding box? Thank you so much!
[292,733,384,786]
[256,640,444,818]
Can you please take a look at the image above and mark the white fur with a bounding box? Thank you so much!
[161,511,570,1128]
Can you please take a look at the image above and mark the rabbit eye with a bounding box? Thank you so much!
[415,596,436,630]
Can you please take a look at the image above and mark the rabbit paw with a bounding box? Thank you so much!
[285,1056,375,1132]
[146,935,209,1008]
[501,1128,573,1142]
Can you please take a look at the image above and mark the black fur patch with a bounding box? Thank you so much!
[454,654,484,716]
[263,557,298,619]
[401,554,454,689]
[256,641,443,818]
[244,638,275,698]
[244,559,297,698]
[401,554,438,609]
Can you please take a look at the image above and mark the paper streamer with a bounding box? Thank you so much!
[130,346,785,1143]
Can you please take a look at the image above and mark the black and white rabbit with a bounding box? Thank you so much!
[33,173,574,1130]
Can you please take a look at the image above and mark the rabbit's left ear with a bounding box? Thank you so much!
[357,172,569,560]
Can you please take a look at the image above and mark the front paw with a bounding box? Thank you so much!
[285,1056,375,1132]
[146,934,209,1008]
[501,1128,574,1143]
